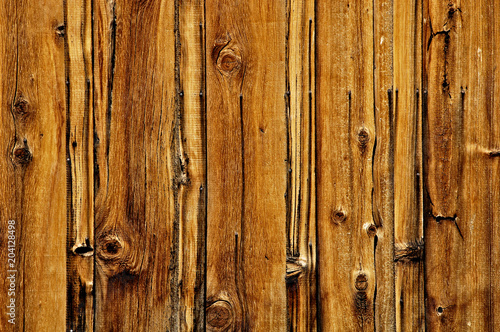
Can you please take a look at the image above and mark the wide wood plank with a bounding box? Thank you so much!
[0,0,67,330]
[93,0,206,330]
[285,0,316,330]
[205,0,288,330]
[316,0,378,330]
[424,0,495,329]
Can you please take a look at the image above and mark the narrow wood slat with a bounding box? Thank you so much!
[424,0,495,329]
[316,0,378,330]
[285,0,317,330]
[0,0,67,330]
[373,0,396,330]
[93,0,205,330]
[65,0,94,329]
[205,0,288,330]
[393,0,425,330]
[178,0,207,330]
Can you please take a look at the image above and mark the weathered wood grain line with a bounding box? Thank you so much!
[64,0,94,329]
[492,1,500,330]
[205,0,287,330]
[285,0,316,330]
[93,0,206,330]
[316,0,380,330]
[424,0,495,330]
[0,0,67,330]
[393,0,425,330]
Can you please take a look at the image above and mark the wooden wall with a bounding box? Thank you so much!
[0,0,499,331]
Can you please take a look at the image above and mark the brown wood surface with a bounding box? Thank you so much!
[316,0,380,330]
[0,0,499,331]
[394,0,425,330]
[423,0,498,330]
[0,0,67,330]
[205,0,287,330]
[286,0,316,330]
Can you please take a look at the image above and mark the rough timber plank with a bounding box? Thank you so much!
[285,0,317,330]
[424,0,496,330]
[393,0,425,330]
[316,0,379,330]
[205,0,288,330]
[65,0,95,329]
[0,0,67,330]
[93,0,205,330]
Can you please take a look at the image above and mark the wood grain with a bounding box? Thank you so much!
[316,0,378,330]
[1,1,500,331]
[373,0,395,330]
[285,0,316,330]
[93,0,205,330]
[65,0,94,329]
[205,0,287,330]
[424,0,496,330]
[0,0,67,330]
[394,0,425,330]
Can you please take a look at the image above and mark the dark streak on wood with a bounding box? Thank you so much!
[105,3,116,187]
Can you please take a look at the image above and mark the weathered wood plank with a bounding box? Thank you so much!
[65,0,94,329]
[178,0,206,330]
[93,1,174,329]
[373,0,395,330]
[424,0,495,329]
[0,0,67,330]
[285,0,316,330]
[316,0,378,330]
[205,0,288,330]
[93,0,206,329]
[393,0,425,330]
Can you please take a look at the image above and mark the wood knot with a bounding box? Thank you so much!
[11,138,32,166]
[437,306,444,315]
[363,223,377,236]
[331,208,347,225]
[355,273,368,291]
[13,96,30,117]
[97,233,124,262]
[55,24,65,37]
[212,33,242,76]
[394,239,424,263]
[357,127,370,151]
[286,257,306,284]
[206,300,233,330]
[216,48,242,75]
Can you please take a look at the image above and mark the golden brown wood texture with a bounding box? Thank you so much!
[0,0,67,331]
[93,0,205,330]
[394,0,425,331]
[205,0,287,330]
[424,0,498,330]
[285,0,316,330]
[316,0,391,330]
[65,0,94,329]
[373,0,396,330]
[2,1,500,331]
